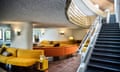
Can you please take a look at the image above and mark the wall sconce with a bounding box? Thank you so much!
[59,30,65,35]
[68,36,74,40]
[15,29,21,36]
[41,29,45,35]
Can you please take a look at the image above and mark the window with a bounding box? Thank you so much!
[5,30,11,41]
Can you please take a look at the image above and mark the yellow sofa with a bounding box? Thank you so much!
[0,46,48,71]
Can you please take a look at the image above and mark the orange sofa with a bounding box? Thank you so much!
[33,45,78,57]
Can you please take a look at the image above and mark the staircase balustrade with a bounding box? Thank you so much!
[77,16,102,72]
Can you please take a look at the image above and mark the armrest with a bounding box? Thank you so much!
[37,59,48,71]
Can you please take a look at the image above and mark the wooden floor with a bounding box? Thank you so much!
[48,54,81,72]
[0,67,6,72]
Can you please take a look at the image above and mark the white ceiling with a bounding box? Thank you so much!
[0,0,114,28]
[0,0,79,28]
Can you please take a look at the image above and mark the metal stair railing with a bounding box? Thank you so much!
[77,16,102,72]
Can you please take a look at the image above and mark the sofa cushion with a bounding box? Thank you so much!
[6,48,17,57]
[7,58,38,67]
[2,51,12,56]
[0,55,15,63]
[0,47,6,54]
[53,43,60,47]
[37,59,48,70]
[0,48,2,54]
[17,49,44,59]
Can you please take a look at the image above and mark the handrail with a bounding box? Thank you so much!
[77,16,102,72]
[78,16,100,53]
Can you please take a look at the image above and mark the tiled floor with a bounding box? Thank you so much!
[48,54,81,72]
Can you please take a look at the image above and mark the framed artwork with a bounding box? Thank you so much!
[0,29,2,40]
[5,30,11,41]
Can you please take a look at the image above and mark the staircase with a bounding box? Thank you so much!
[85,23,120,72]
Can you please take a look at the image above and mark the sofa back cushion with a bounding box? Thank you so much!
[0,47,6,54]
[17,49,44,59]
[1,51,12,56]
[6,47,17,57]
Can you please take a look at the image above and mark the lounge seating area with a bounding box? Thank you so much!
[33,40,79,60]
[36,40,80,47]
[0,45,48,71]
[33,45,78,57]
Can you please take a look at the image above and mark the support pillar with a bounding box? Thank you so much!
[114,0,119,23]
[11,22,33,49]
[105,9,110,24]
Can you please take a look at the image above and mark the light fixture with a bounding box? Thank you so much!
[41,29,45,35]
[68,36,74,40]
[15,29,21,36]
[59,30,65,35]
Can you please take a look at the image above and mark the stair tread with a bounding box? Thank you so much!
[94,47,120,52]
[97,39,120,42]
[91,55,120,63]
[100,32,119,34]
[94,48,120,53]
[93,51,120,56]
[88,63,120,71]
[85,67,103,72]
[92,52,120,58]
[90,57,120,64]
[97,38,120,40]
[101,31,120,33]
[96,41,120,44]
[98,35,120,38]
[95,44,120,48]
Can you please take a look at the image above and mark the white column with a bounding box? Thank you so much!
[105,9,110,24]
[114,0,119,23]
[11,22,33,49]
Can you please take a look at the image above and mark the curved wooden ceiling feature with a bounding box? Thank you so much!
[67,0,96,28]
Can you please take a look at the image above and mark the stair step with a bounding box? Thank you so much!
[94,47,120,52]
[92,52,120,58]
[91,54,120,63]
[94,48,120,54]
[99,33,120,36]
[102,26,119,28]
[97,38,120,42]
[85,66,104,72]
[90,57,120,65]
[102,23,119,26]
[95,44,120,48]
[88,62,120,72]
[101,28,119,30]
[91,57,120,65]
[96,41,120,46]
[101,29,120,31]
[92,50,120,57]
[100,31,120,33]
[98,35,120,39]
